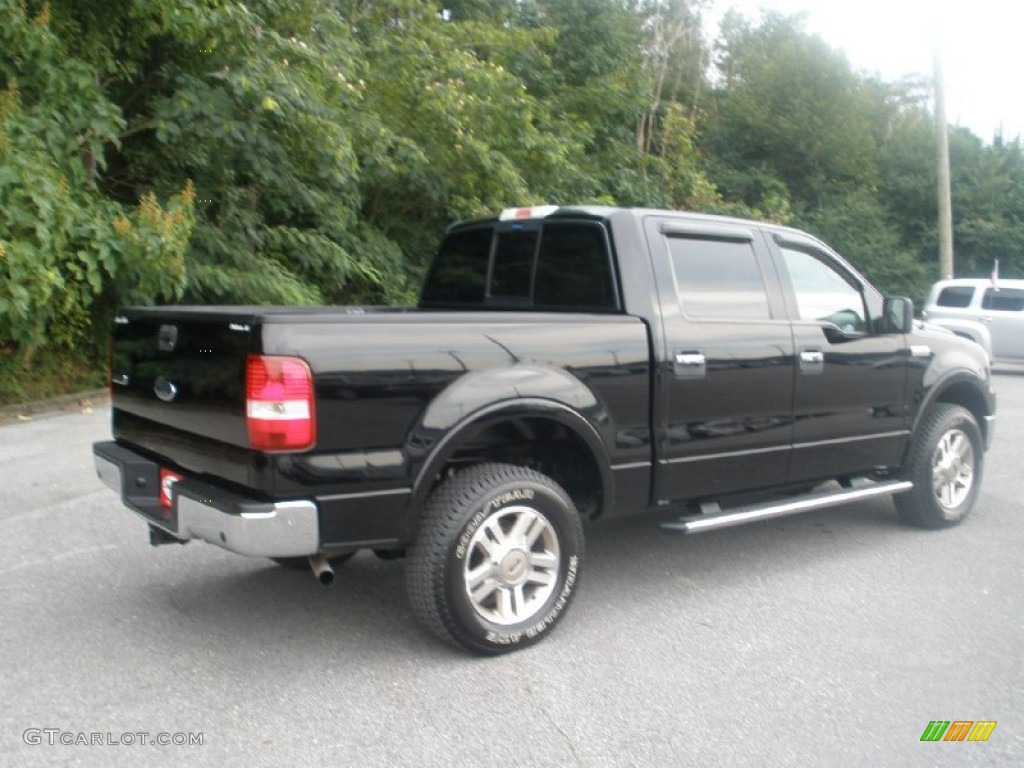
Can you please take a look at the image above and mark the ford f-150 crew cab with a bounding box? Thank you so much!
[93,206,996,654]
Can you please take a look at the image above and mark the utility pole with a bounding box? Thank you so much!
[934,47,954,278]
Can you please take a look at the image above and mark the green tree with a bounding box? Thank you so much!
[874,82,939,271]
[705,12,879,207]
[345,0,596,275]
[948,130,1024,278]
[798,189,928,300]
[88,0,385,304]
[0,1,193,359]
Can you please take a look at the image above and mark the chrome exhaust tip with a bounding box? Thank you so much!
[309,554,334,586]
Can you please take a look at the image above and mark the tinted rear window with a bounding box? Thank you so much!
[534,223,617,309]
[419,228,491,305]
[420,221,618,311]
[490,231,537,300]
[982,287,1024,311]
[936,286,975,308]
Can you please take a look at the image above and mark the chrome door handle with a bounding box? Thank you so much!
[674,352,706,379]
[799,349,825,375]
[675,353,706,366]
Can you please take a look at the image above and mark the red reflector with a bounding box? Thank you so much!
[246,355,316,451]
[160,468,183,514]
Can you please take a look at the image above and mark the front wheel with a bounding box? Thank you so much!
[896,404,984,529]
[406,463,584,655]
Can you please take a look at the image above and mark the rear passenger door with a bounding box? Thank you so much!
[981,286,1024,361]
[767,233,909,483]
[645,218,795,502]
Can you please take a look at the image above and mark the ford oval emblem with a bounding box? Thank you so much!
[154,377,178,403]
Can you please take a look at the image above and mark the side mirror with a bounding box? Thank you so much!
[882,296,914,334]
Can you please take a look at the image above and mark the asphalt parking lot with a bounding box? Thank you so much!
[1,373,1022,767]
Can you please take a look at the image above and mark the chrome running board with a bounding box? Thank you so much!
[660,480,913,535]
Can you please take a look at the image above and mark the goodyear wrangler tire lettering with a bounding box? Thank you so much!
[405,464,584,655]
[486,488,535,510]
[454,507,489,561]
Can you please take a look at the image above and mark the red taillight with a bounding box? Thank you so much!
[246,355,316,451]
[159,468,183,516]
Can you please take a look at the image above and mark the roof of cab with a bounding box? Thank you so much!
[447,205,805,238]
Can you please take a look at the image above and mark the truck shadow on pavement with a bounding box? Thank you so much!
[103,493,954,661]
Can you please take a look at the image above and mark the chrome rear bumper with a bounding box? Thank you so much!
[93,441,319,558]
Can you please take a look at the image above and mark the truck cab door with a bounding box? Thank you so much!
[767,234,909,483]
[981,285,1024,362]
[644,218,796,503]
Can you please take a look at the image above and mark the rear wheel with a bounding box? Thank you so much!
[896,404,983,529]
[406,463,584,655]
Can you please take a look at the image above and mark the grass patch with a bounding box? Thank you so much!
[0,345,106,406]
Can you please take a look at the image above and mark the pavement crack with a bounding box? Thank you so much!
[530,695,581,766]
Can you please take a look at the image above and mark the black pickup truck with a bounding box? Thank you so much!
[93,205,996,654]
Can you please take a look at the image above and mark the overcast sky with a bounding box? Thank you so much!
[707,0,1023,143]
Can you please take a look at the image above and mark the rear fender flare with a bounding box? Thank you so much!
[403,368,613,538]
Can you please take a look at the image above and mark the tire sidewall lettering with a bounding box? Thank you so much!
[454,487,537,561]
[483,555,579,647]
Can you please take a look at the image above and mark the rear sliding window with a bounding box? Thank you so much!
[420,221,619,311]
[936,286,976,308]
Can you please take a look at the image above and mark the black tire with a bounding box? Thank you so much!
[406,463,584,655]
[270,552,356,571]
[896,404,984,529]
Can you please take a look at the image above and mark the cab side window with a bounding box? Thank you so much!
[982,287,1024,312]
[781,246,867,333]
[667,236,772,320]
[937,286,976,308]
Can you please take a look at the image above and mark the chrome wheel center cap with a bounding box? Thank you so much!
[498,549,529,586]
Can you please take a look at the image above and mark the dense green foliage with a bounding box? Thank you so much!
[3,0,1024,394]
[0,1,194,358]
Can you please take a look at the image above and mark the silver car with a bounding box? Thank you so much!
[923,278,1024,363]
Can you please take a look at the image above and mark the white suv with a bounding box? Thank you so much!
[923,278,1024,363]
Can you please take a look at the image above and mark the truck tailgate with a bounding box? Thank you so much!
[110,308,261,467]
